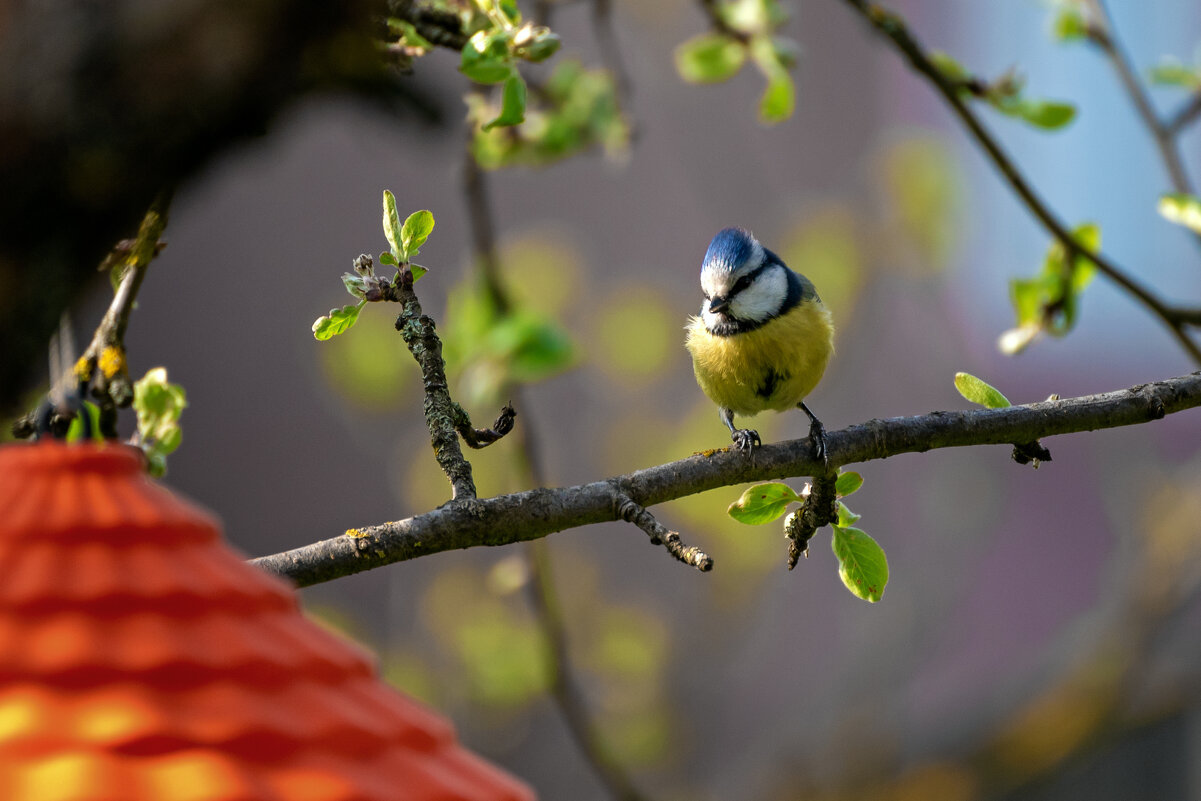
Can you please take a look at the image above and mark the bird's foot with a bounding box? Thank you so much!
[731,428,761,452]
[808,419,828,465]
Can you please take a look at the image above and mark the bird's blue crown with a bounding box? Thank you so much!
[702,227,758,276]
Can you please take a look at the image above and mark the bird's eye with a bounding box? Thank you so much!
[732,275,752,293]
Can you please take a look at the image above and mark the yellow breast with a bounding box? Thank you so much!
[685,300,834,417]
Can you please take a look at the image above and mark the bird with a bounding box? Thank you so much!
[685,227,834,460]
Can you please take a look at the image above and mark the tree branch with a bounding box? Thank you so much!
[251,372,1201,587]
[385,0,469,50]
[1166,89,1201,137]
[393,265,482,501]
[1082,0,1194,196]
[462,141,657,801]
[837,0,1201,365]
[11,192,171,440]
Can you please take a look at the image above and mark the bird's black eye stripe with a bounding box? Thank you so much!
[729,263,768,296]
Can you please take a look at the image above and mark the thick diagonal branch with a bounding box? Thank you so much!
[251,372,1201,587]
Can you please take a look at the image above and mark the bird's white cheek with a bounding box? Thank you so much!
[730,286,780,322]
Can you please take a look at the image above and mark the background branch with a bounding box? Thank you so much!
[837,0,1201,364]
[1083,0,1195,197]
[462,142,655,801]
[251,372,1201,587]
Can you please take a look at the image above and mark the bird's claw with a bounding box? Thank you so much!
[731,428,761,452]
[809,419,828,465]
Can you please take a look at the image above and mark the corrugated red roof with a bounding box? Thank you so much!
[0,442,535,801]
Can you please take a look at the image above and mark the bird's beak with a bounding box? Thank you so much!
[708,296,730,315]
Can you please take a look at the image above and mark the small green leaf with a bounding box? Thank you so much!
[65,401,103,443]
[728,482,802,525]
[379,251,398,267]
[400,210,436,259]
[1159,193,1201,234]
[991,96,1076,129]
[1001,222,1099,351]
[1149,59,1201,89]
[132,368,187,476]
[831,525,889,602]
[482,73,527,131]
[835,471,864,497]
[835,501,861,527]
[485,310,573,379]
[461,29,514,84]
[929,50,969,82]
[749,36,794,124]
[516,26,560,62]
[313,302,365,341]
[674,33,747,83]
[954,372,1011,408]
[759,67,795,123]
[1050,6,1089,42]
[342,272,369,299]
[410,263,429,282]
[382,190,404,259]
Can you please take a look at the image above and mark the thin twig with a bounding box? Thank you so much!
[392,266,480,501]
[77,191,172,437]
[462,143,655,801]
[1166,89,1201,136]
[837,0,1201,365]
[251,372,1201,586]
[615,492,713,571]
[593,0,633,104]
[1083,0,1194,195]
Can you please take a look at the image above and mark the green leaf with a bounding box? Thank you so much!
[759,67,795,123]
[674,33,747,83]
[1159,193,1201,234]
[485,310,574,379]
[313,302,365,341]
[461,29,514,84]
[991,95,1076,129]
[342,272,369,299]
[1149,59,1201,89]
[1002,221,1100,351]
[132,368,187,476]
[482,73,527,131]
[835,501,861,527]
[1050,6,1089,42]
[392,19,434,51]
[133,368,187,437]
[379,251,398,267]
[514,25,560,62]
[929,50,969,82]
[410,263,429,282]
[400,210,436,259]
[749,35,794,123]
[954,372,1011,408]
[835,471,864,497]
[727,482,802,525]
[382,190,404,260]
[65,401,103,443]
[831,525,889,602]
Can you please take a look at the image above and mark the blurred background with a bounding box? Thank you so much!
[11,0,1201,798]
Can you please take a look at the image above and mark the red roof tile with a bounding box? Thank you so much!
[0,442,534,801]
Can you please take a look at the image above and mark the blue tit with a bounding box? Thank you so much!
[685,227,834,458]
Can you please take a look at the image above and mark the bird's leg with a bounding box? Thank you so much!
[799,401,827,465]
[720,407,760,452]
